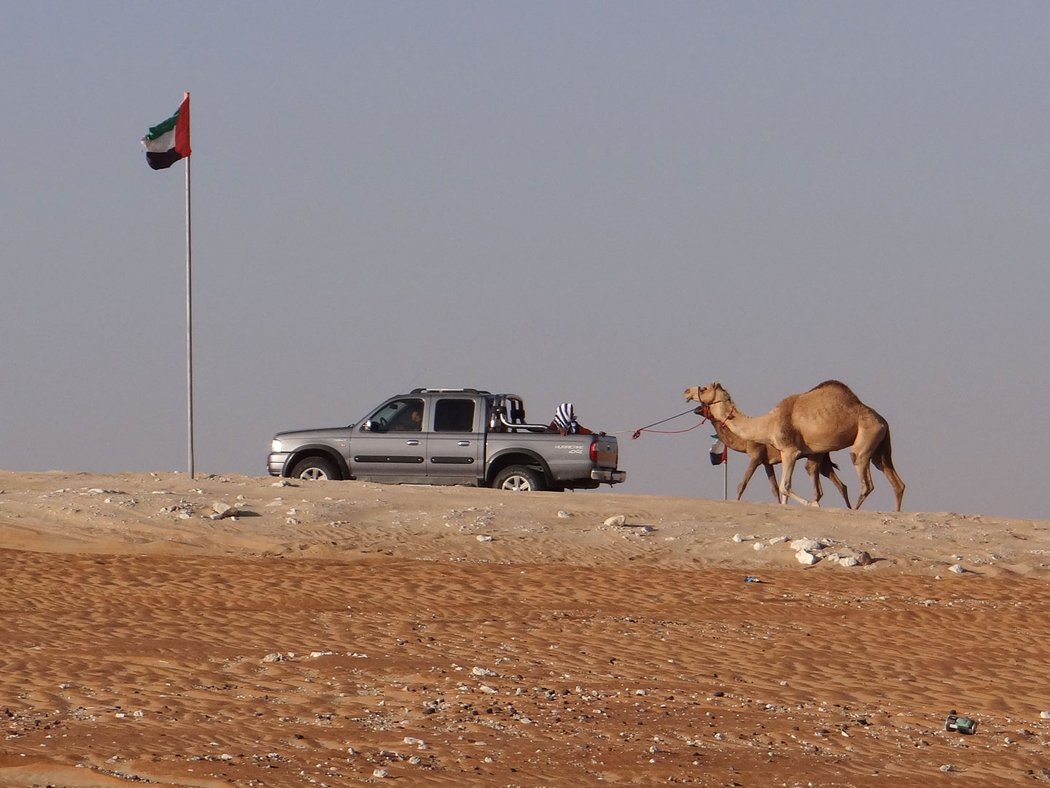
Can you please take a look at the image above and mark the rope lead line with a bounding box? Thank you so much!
[631,407,705,440]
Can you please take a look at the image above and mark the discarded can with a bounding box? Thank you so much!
[743,576,761,583]
[945,712,977,734]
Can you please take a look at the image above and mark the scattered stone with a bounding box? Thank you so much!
[796,550,819,566]
[604,515,627,527]
[753,542,766,551]
[768,535,789,545]
[949,564,965,574]
[839,556,859,568]
[210,501,243,520]
[472,666,497,677]
[791,538,824,552]
[732,533,749,543]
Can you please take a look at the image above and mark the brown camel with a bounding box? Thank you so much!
[696,403,851,508]
[684,381,905,511]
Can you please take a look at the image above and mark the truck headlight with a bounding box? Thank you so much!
[271,439,284,453]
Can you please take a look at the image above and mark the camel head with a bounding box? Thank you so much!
[684,382,727,406]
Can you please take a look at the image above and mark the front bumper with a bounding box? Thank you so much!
[267,452,291,476]
[591,468,627,484]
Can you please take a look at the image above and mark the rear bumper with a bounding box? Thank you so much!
[591,468,627,484]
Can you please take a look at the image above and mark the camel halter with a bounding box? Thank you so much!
[699,397,735,427]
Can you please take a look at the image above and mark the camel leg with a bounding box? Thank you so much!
[804,459,824,507]
[872,438,905,512]
[736,457,768,501]
[779,449,810,506]
[850,449,877,510]
[760,461,809,506]
[818,456,851,509]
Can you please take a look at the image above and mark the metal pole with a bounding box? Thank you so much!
[185,152,195,480]
[723,451,728,500]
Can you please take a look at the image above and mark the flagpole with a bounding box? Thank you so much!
[185,151,195,480]
[723,452,728,501]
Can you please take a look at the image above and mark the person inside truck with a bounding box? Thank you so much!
[388,400,424,432]
[547,402,592,435]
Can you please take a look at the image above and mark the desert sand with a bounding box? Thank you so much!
[2,470,1050,787]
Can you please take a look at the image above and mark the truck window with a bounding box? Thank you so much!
[366,398,424,432]
[434,399,475,432]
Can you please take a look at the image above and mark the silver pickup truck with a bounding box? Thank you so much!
[267,388,626,491]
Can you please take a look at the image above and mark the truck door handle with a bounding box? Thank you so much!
[457,441,470,446]
[406,440,420,446]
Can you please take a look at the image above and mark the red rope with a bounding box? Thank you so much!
[632,418,707,440]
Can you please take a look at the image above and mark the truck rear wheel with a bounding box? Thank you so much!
[493,465,545,492]
[290,456,341,481]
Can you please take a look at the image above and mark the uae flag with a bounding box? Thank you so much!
[141,93,191,170]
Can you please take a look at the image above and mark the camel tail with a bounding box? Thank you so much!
[872,428,905,512]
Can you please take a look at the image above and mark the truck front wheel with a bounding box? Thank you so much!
[290,456,341,481]
[493,465,545,492]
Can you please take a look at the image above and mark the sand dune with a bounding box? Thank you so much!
[2,470,1050,786]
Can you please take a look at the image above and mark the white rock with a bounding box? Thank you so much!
[476,534,493,542]
[949,564,965,574]
[210,502,243,520]
[472,666,497,677]
[557,510,573,519]
[732,533,748,543]
[373,768,389,778]
[1040,711,1050,720]
[791,538,823,552]
[753,542,766,551]
[604,515,627,527]
[768,536,790,545]
[796,550,819,565]
[839,556,860,568]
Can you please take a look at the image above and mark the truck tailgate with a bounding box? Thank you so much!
[591,433,618,468]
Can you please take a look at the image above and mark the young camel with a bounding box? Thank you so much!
[696,403,851,508]
[684,381,905,511]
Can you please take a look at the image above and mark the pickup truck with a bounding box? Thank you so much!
[267,388,626,491]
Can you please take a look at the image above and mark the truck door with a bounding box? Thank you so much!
[350,397,427,481]
[426,397,483,484]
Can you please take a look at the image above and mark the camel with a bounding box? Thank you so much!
[696,403,851,508]
[684,381,905,511]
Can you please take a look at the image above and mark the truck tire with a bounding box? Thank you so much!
[290,456,341,481]
[493,465,545,492]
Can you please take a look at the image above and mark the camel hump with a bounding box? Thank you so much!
[809,380,861,401]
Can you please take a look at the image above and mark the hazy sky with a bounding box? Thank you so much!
[4,1,1048,519]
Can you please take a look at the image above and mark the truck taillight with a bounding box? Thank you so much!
[589,438,598,463]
